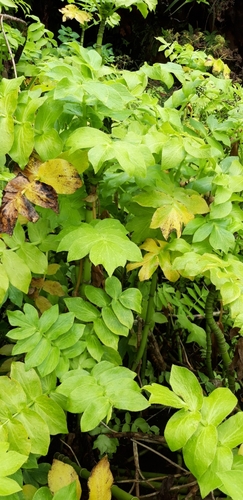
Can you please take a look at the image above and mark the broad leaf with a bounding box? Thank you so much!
[165,409,201,451]
[88,456,113,500]
[170,365,203,411]
[183,424,218,479]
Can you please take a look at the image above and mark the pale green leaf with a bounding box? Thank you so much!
[183,424,218,478]
[16,407,50,455]
[170,365,203,411]
[34,395,68,434]
[165,409,201,451]
[143,383,187,408]
[2,250,31,293]
[218,413,243,448]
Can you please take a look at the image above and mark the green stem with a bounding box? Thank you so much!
[132,271,157,372]
[55,454,139,500]
[205,323,214,379]
[96,17,106,54]
[205,288,235,392]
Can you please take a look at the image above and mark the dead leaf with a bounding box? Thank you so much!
[88,456,113,500]
[48,459,82,499]
[0,174,39,234]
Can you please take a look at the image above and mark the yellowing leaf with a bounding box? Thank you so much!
[42,280,66,297]
[48,459,82,499]
[24,181,59,212]
[59,5,92,25]
[88,456,113,500]
[37,159,82,194]
[22,484,37,500]
[47,264,60,275]
[35,296,53,313]
[151,204,194,240]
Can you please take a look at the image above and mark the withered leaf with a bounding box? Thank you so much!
[37,158,82,194]
[0,174,39,234]
[24,180,59,213]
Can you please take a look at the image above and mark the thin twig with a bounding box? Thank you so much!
[0,14,17,78]
[131,439,189,474]
[0,14,26,24]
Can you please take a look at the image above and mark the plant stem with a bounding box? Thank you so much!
[132,271,157,372]
[205,288,235,392]
[55,454,139,500]
[205,323,214,379]
[96,17,106,54]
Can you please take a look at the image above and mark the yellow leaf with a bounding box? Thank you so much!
[42,280,66,297]
[59,5,92,25]
[140,238,167,253]
[37,159,82,194]
[48,459,82,500]
[88,456,113,500]
[151,204,194,240]
[47,264,60,275]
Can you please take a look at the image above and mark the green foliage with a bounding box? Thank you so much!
[1,6,243,499]
[144,365,243,499]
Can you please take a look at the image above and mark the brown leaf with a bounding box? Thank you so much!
[23,152,42,181]
[0,174,39,234]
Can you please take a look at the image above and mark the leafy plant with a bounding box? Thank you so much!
[144,364,243,500]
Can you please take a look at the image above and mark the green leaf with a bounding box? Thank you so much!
[119,288,142,313]
[0,477,22,496]
[218,412,243,448]
[0,263,9,304]
[183,424,218,478]
[37,346,60,377]
[86,334,104,362]
[35,129,63,161]
[45,313,75,341]
[199,446,233,498]
[66,127,111,150]
[93,318,119,350]
[85,285,110,308]
[0,376,27,412]
[217,471,243,500]
[33,487,52,500]
[2,250,31,293]
[105,276,122,300]
[209,224,235,253]
[161,137,185,170]
[64,297,100,322]
[201,389,237,427]
[38,305,59,334]
[0,443,27,478]
[102,306,129,336]
[16,408,50,455]
[111,299,134,329]
[16,244,48,274]
[6,418,31,456]
[53,481,78,500]
[81,397,111,432]
[143,383,187,408]
[165,409,201,451]
[10,122,34,169]
[220,281,241,305]
[25,337,52,370]
[10,362,42,403]
[34,395,68,434]
[0,116,14,156]
[170,365,203,411]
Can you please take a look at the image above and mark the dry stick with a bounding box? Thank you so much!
[0,14,17,78]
